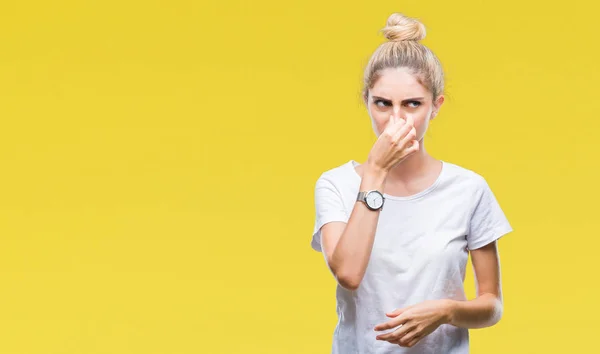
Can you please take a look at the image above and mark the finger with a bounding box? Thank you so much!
[392,113,411,132]
[406,334,423,348]
[374,321,397,332]
[383,323,412,341]
[403,138,419,152]
[397,128,418,150]
[397,328,419,346]
[388,112,404,127]
[375,323,409,341]
[374,316,407,331]
[405,113,415,129]
[384,115,394,132]
[385,307,406,317]
[411,139,419,151]
[391,120,413,143]
[375,315,412,339]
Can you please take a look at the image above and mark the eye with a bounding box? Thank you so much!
[374,100,391,107]
[405,101,422,108]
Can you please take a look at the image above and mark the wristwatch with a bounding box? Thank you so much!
[357,190,385,211]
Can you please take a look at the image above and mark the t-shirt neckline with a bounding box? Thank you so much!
[348,159,446,201]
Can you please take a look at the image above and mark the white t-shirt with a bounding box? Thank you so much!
[311,159,513,354]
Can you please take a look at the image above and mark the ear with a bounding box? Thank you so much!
[363,91,369,105]
[431,94,445,120]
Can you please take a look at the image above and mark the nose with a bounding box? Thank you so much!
[392,105,405,120]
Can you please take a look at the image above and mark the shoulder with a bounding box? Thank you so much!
[441,161,491,195]
[315,160,357,186]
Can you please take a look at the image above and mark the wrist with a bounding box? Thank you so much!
[441,299,457,325]
[362,162,388,186]
[365,159,389,175]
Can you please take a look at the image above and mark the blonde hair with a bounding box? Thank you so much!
[362,13,445,102]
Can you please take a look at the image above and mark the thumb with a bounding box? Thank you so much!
[385,115,395,131]
[405,113,414,127]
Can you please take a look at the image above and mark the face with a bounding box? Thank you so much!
[365,67,444,140]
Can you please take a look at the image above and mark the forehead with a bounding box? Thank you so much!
[370,67,428,98]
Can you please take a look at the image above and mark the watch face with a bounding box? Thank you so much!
[366,191,384,210]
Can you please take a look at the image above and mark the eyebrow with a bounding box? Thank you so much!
[372,96,425,101]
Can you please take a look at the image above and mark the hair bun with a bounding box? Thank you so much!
[381,13,426,42]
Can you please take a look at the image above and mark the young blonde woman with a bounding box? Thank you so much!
[311,13,513,353]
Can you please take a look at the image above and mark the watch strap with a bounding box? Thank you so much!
[357,191,368,202]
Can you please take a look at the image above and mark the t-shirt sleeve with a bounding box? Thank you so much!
[311,175,349,252]
[467,177,513,250]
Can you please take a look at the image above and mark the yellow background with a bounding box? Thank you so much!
[0,0,598,353]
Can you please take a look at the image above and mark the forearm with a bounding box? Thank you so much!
[331,165,387,290]
[446,293,503,329]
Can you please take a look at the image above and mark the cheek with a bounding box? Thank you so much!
[368,107,389,136]
[369,110,390,136]
[414,115,431,139]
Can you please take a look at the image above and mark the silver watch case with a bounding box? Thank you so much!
[357,190,385,211]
